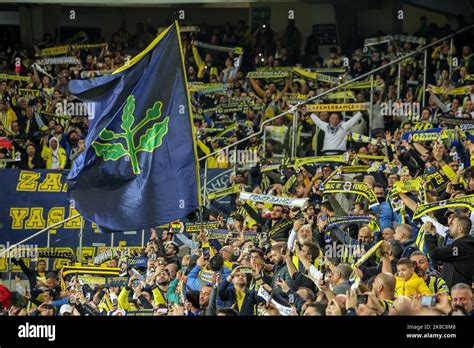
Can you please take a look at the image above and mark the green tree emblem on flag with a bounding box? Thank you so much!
[91,95,169,175]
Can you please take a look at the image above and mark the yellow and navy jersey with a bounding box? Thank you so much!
[381,299,395,314]
[425,275,449,294]
[415,228,443,260]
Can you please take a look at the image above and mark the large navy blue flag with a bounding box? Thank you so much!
[67,22,201,232]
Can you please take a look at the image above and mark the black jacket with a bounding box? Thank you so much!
[242,203,291,241]
[15,259,45,291]
[425,234,474,289]
[18,154,45,169]
[217,277,264,316]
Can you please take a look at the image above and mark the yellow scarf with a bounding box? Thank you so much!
[236,289,245,312]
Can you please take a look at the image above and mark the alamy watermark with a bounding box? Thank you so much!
[216,148,259,165]
[0,242,39,258]
[324,242,366,259]
[380,101,420,118]
[55,100,96,120]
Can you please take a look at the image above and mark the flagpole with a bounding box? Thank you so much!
[0,214,81,258]
[78,216,84,265]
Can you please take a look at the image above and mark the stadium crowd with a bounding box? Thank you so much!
[0,15,474,316]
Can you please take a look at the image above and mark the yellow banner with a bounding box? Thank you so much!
[293,67,339,84]
[0,74,31,82]
[18,88,40,97]
[355,154,387,161]
[353,240,383,267]
[36,45,70,56]
[327,91,356,100]
[208,184,241,200]
[307,103,368,112]
[291,154,347,167]
[345,79,384,89]
[427,84,471,95]
[340,165,371,173]
[323,181,379,209]
[247,70,290,79]
[392,178,421,195]
[36,43,107,57]
[413,195,474,219]
[62,266,120,278]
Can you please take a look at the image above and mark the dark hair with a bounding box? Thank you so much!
[321,201,334,213]
[45,272,58,280]
[231,213,244,223]
[389,240,403,260]
[454,215,472,235]
[409,251,426,260]
[397,258,415,268]
[298,287,316,302]
[209,254,224,271]
[217,307,238,316]
[250,248,264,259]
[168,243,179,255]
[302,242,320,262]
[43,290,55,298]
[42,303,54,311]
[305,302,326,316]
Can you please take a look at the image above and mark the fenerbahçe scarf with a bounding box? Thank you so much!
[67,23,201,232]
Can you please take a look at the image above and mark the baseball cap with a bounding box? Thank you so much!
[59,304,73,315]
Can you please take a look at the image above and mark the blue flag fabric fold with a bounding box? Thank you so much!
[67,23,200,232]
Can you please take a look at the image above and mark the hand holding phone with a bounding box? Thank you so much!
[202,247,211,261]
[357,294,368,305]
[420,296,436,307]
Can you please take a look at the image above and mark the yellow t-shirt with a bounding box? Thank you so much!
[235,289,245,312]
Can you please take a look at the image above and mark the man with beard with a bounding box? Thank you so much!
[287,218,312,251]
[256,204,289,242]
[286,241,320,292]
[149,228,181,267]
[63,129,79,164]
[151,265,171,307]
[424,217,474,289]
[217,266,265,315]
[287,218,324,271]
[450,283,473,316]
[410,251,449,294]
[163,241,181,267]
[270,242,296,292]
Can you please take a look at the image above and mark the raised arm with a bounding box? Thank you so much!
[342,111,363,130]
[309,113,329,130]
[249,78,266,99]
[398,192,418,212]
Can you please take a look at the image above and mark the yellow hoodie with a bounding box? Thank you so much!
[395,272,432,297]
